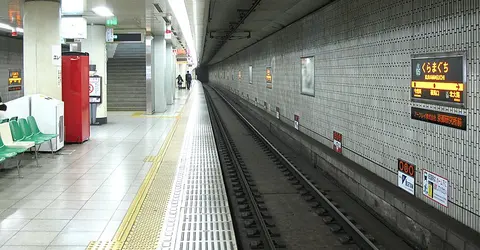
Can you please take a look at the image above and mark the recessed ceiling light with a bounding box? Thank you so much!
[92,6,114,17]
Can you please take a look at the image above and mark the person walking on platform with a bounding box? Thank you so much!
[176,75,184,88]
[185,71,192,90]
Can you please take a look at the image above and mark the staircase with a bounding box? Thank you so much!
[107,43,146,111]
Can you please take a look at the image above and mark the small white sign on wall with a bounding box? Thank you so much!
[294,114,299,130]
[106,28,114,43]
[422,170,448,207]
[56,67,62,87]
[52,45,61,66]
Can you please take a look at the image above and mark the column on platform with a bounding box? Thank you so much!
[165,43,174,105]
[82,25,108,123]
[171,49,176,100]
[23,0,62,100]
[146,36,154,114]
[153,35,167,113]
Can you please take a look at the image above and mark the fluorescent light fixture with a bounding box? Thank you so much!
[168,0,197,66]
[0,23,13,31]
[0,23,24,35]
[92,6,114,17]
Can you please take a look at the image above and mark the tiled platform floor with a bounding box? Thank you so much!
[0,89,189,250]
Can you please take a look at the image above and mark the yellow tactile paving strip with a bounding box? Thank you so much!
[132,111,178,119]
[87,93,193,250]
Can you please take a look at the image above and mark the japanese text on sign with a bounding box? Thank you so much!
[411,107,466,130]
[8,69,22,91]
[397,159,415,195]
[423,170,448,207]
[411,53,465,107]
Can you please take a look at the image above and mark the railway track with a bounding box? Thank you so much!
[205,84,414,250]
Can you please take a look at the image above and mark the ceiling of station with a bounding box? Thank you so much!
[201,0,334,65]
[0,0,333,66]
[0,0,189,49]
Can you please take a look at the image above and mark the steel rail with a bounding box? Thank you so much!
[205,88,278,250]
[208,85,379,250]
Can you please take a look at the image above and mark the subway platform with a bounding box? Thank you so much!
[0,82,228,249]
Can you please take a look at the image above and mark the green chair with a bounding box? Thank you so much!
[0,136,28,155]
[9,120,42,167]
[19,118,56,155]
[19,119,50,143]
[0,138,21,177]
[27,116,57,141]
[0,137,25,177]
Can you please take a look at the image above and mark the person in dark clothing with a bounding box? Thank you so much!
[176,75,183,88]
[185,71,192,90]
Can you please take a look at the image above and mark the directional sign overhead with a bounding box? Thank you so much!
[411,52,466,108]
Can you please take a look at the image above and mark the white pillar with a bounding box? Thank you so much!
[165,43,173,105]
[82,25,108,123]
[146,36,154,114]
[171,51,176,100]
[23,0,62,100]
[153,36,167,113]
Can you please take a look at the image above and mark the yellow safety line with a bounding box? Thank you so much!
[113,117,180,244]
[132,113,180,119]
[131,111,145,117]
[87,91,193,250]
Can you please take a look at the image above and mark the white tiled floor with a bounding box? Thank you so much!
[0,89,190,249]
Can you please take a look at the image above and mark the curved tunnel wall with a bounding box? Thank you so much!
[208,0,480,233]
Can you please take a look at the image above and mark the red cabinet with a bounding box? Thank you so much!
[62,52,90,143]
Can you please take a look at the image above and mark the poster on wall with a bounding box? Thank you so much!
[294,114,299,130]
[8,69,22,91]
[301,56,315,96]
[397,159,415,195]
[249,65,253,84]
[89,76,102,102]
[422,170,448,207]
[266,67,273,89]
[333,131,342,154]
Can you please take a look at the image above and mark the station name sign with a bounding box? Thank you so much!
[411,52,466,108]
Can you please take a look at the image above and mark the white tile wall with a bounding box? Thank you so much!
[209,0,480,232]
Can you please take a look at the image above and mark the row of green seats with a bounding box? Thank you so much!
[0,116,57,176]
[13,116,57,167]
